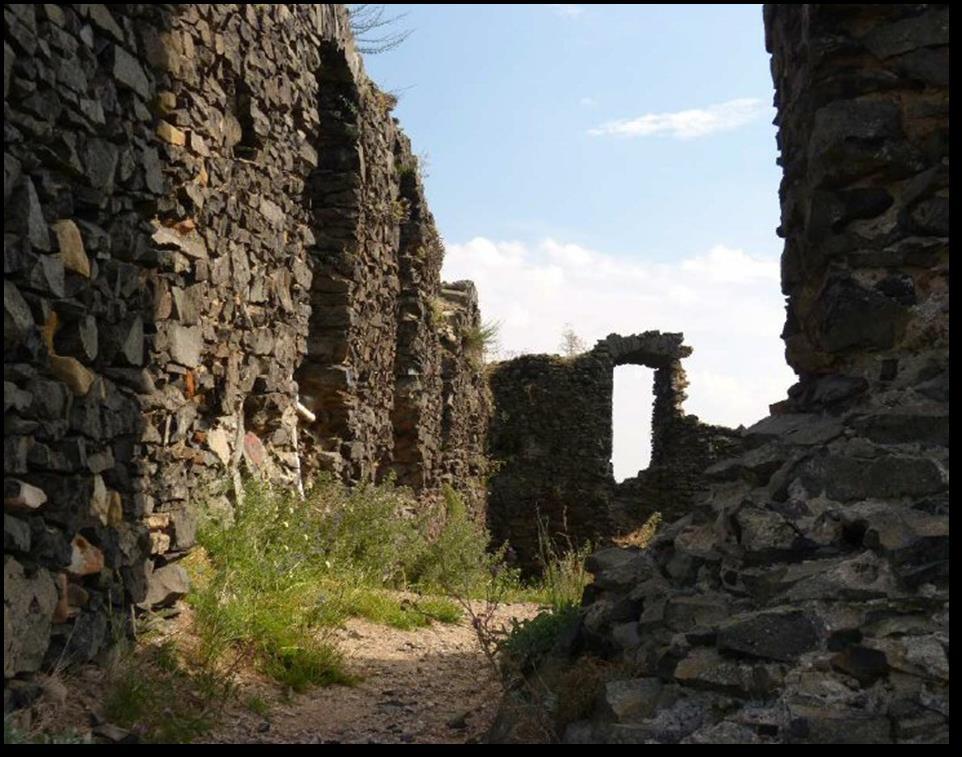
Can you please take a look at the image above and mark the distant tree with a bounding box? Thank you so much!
[559,324,587,357]
[348,5,414,54]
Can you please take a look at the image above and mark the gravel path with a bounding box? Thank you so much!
[207,602,540,744]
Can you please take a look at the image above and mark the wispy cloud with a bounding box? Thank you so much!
[588,98,769,140]
[442,237,793,479]
[579,96,597,107]
[548,4,585,18]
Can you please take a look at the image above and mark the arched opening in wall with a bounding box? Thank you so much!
[612,365,654,482]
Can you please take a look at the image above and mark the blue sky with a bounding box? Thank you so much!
[363,4,795,478]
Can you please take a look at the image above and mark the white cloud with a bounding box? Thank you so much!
[442,237,794,480]
[548,4,585,18]
[588,98,770,140]
[579,96,597,107]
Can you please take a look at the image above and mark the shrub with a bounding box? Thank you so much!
[499,604,581,669]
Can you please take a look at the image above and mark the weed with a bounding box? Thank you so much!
[391,197,411,224]
[463,319,501,366]
[99,634,227,743]
[429,296,448,328]
[612,511,662,549]
[245,695,270,718]
[3,719,90,744]
[188,477,488,690]
[532,515,592,611]
[499,604,581,668]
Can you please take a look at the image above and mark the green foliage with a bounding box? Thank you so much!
[429,296,448,328]
[186,480,355,692]
[464,319,501,353]
[313,581,461,630]
[533,515,593,611]
[245,695,270,718]
[391,197,411,224]
[463,319,502,367]
[100,637,225,744]
[190,475,598,693]
[499,604,581,666]
[411,487,496,592]
[189,477,493,689]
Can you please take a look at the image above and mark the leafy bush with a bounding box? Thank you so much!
[499,604,581,667]
[410,486,502,593]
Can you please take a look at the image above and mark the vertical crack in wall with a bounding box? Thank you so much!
[295,38,363,485]
[386,139,444,492]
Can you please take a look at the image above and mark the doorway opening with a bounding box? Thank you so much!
[612,364,654,482]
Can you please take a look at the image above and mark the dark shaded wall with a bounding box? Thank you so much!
[487,350,613,569]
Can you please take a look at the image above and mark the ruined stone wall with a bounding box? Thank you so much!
[488,350,613,570]
[4,3,490,696]
[771,4,949,410]
[487,332,739,570]
[435,281,493,520]
[501,4,950,745]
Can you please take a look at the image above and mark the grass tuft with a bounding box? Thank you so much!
[187,477,489,691]
[100,636,225,743]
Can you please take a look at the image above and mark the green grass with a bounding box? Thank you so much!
[245,695,270,718]
[313,581,461,630]
[188,476,597,693]
[187,477,495,691]
[100,637,225,744]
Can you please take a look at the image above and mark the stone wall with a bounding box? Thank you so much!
[4,3,490,698]
[499,4,949,744]
[487,332,740,571]
[487,349,613,570]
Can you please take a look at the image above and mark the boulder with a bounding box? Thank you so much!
[4,556,58,677]
[717,608,818,662]
[141,562,189,608]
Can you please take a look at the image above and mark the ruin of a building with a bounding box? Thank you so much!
[3,3,490,691]
[3,3,950,743]
[493,3,949,744]
[487,332,743,571]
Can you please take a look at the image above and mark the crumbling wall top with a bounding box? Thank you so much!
[595,331,692,368]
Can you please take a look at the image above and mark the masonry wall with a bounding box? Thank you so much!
[488,351,613,571]
[503,4,950,745]
[487,332,740,570]
[4,3,490,694]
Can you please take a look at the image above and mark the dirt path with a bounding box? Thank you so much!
[207,602,540,744]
